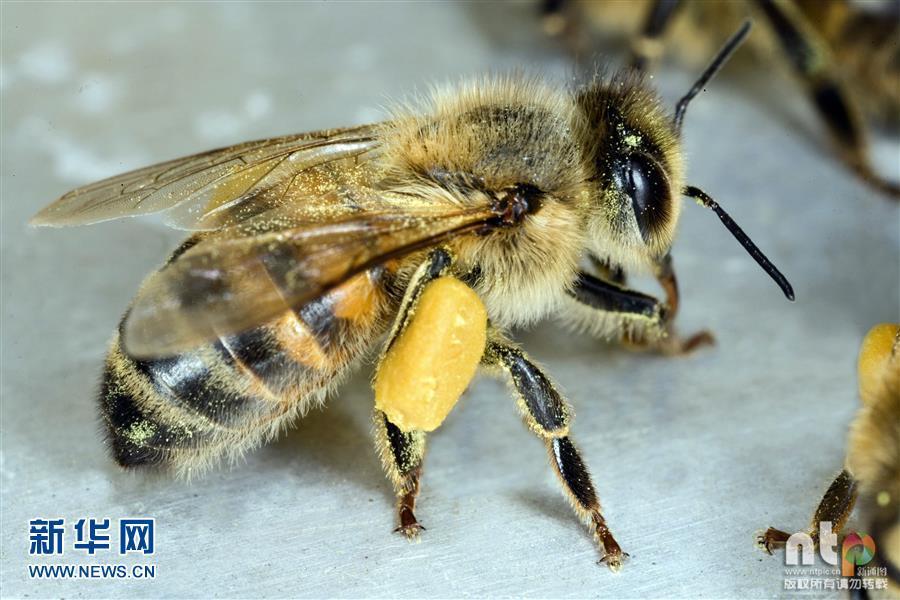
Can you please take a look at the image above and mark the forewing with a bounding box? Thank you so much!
[30,125,379,230]
[121,202,495,358]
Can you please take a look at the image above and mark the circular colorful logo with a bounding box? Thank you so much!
[842,532,876,575]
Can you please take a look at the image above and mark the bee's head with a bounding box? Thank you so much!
[575,72,684,272]
[577,22,794,300]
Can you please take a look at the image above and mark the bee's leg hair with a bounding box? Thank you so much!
[754,0,899,198]
[371,247,453,539]
[482,335,626,571]
[373,409,427,539]
[758,469,859,554]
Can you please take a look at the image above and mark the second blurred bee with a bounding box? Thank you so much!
[544,0,900,198]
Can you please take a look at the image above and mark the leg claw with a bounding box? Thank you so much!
[757,527,791,554]
[394,522,425,540]
[657,329,716,356]
[395,505,425,540]
[599,550,629,572]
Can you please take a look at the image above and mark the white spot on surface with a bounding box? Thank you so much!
[0,451,10,481]
[17,116,148,183]
[244,91,272,120]
[158,6,186,32]
[194,110,243,142]
[354,106,381,124]
[723,256,747,274]
[51,136,138,182]
[0,63,15,92]
[107,30,139,55]
[18,42,73,84]
[219,3,253,25]
[75,74,122,114]
[346,43,375,69]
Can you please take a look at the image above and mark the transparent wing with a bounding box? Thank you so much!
[122,199,496,358]
[30,125,380,230]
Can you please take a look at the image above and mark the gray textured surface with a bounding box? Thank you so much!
[1,3,898,599]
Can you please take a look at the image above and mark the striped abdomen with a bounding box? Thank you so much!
[100,268,394,474]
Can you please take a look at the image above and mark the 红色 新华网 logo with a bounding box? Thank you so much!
[842,532,877,577]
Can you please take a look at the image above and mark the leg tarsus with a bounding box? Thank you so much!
[374,411,429,541]
[547,435,626,571]
[653,254,716,355]
[758,469,858,557]
[629,0,682,71]
[754,0,900,198]
[593,511,628,571]
[394,507,426,540]
[394,471,426,540]
[757,527,792,554]
[625,327,716,356]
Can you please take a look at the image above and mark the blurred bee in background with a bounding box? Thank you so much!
[31,26,793,570]
[542,0,900,199]
[759,324,900,595]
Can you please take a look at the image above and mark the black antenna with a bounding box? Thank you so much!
[683,186,795,301]
[674,21,752,133]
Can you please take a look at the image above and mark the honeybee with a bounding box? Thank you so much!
[758,324,900,594]
[32,25,793,570]
[542,0,900,198]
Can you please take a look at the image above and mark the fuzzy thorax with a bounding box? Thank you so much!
[377,76,592,329]
[375,73,687,327]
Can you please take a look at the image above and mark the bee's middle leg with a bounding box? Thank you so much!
[483,336,626,571]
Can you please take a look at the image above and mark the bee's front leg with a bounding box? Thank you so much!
[482,335,626,571]
[648,253,715,354]
[576,253,714,355]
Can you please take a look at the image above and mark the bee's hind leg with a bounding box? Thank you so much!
[373,410,427,539]
[371,247,454,539]
[482,334,626,571]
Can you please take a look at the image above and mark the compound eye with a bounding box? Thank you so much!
[618,154,669,241]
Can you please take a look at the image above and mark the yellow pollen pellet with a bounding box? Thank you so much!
[857,323,900,406]
[374,276,487,432]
